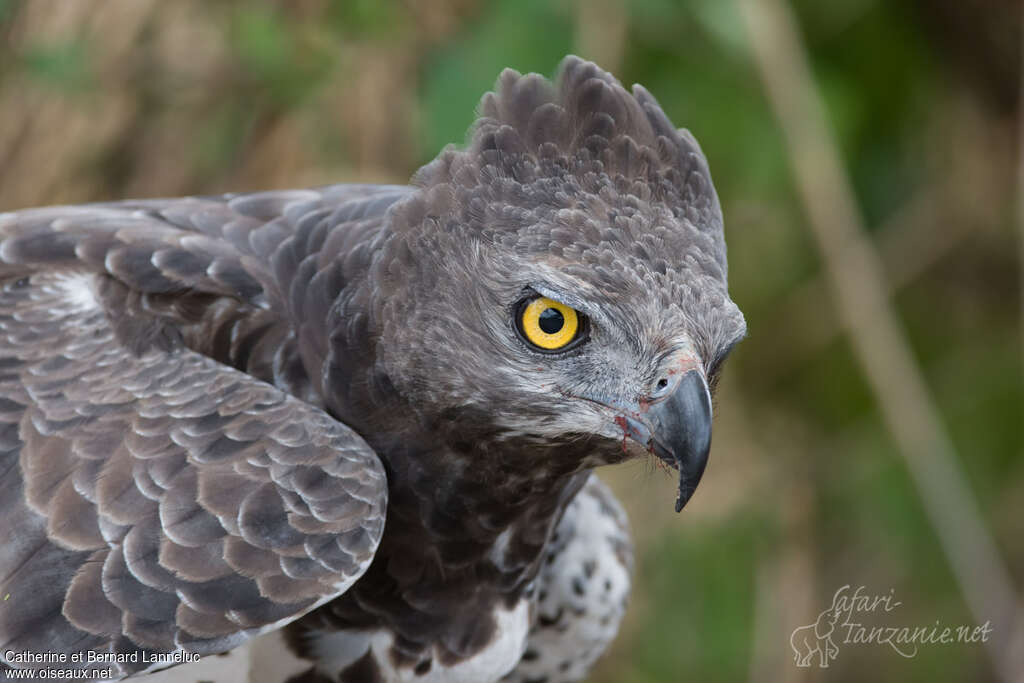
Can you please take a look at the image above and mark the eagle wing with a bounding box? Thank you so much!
[0,185,406,678]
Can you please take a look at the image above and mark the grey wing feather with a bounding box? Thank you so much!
[0,184,403,679]
[0,183,409,313]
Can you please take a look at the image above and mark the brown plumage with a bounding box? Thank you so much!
[0,57,744,682]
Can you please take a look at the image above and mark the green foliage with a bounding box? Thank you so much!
[0,0,15,25]
[21,39,93,91]
[619,513,763,683]
[229,7,336,105]
[420,0,574,157]
[327,0,401,37]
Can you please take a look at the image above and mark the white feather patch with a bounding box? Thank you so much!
[308,599,530,683]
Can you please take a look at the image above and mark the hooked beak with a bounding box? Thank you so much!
[618,369,713,512]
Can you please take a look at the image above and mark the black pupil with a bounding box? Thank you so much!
[538,308,565,334]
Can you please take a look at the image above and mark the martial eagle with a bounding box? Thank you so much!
[0,57,745,683]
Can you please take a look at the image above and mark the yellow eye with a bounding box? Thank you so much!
[517,296,582,351]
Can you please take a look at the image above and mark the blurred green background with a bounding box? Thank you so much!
[0,1,1020,681]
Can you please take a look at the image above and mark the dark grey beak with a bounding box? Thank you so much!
[646,369,713,512]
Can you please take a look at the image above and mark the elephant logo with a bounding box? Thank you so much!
[790,601,842,668]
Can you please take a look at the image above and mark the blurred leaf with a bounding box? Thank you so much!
[190,102,254,180]
[616,513,764,683]
[230,7,336,105]
[689,0,747,56]
[419,0,574,157]
[0,0,15,25]
[328,0,400,36]
[799,0,938,227]
[21,40,92,91]
[789,338,874,431]
[235,9,290,76]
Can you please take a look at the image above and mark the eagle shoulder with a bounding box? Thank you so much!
[0,186,402,679]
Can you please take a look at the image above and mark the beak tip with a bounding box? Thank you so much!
[674,478,698,513]
[654,368,712,513]
[616,368,713,512]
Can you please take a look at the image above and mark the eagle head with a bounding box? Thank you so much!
[369,56,745,511]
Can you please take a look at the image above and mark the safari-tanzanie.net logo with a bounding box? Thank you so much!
[789,585,992,668]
